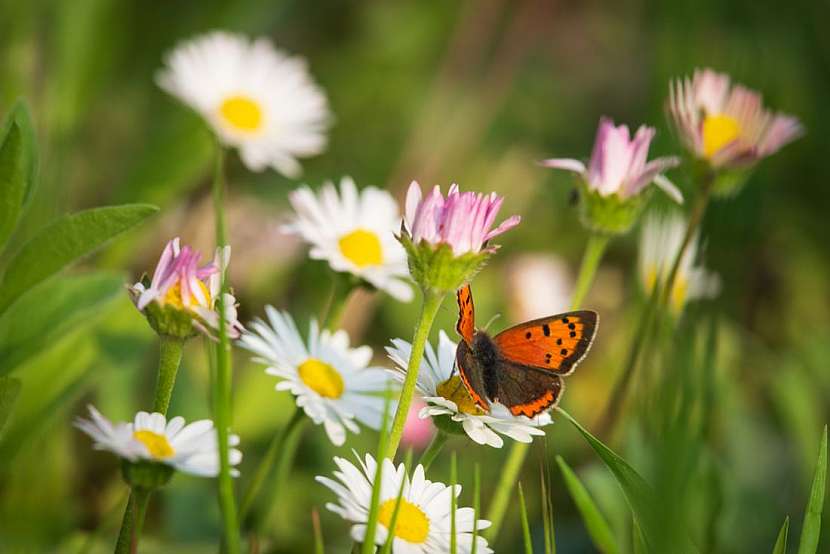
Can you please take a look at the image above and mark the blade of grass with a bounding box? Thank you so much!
[451,451,458,554]
[379,450,413,554]
[541,442,555,554]
[362,388,392,554]
[472,463,481,554]
[772,516,789,554]
[312,508,324,554]
[556,456,619,554]
[797,425,827,554]
[518,482,533,554]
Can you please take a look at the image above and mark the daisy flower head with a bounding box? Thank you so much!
[668,68,803,193]
[283,177,413,302]
[238,307,395,446]
[639,212,720,315]
[541,117,681,235]
[157,31,330,177]
[75,405,242,482]
[316,453,492,554]
[400,182,521,293]
[130,238,243,340]
[386,330,551,448]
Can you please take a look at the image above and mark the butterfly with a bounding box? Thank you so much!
[454,283,598,418]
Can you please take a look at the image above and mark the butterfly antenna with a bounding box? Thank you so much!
[483,313,502,332]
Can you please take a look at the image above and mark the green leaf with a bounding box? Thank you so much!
[0,376,21,434]
[773,516,789,554]
[797,425,827,554]
[0,271,124,375]
[0,203,157,314]
[518,482,534,554]
[556,456,619,554]
[557,408,657,550]
[0,100,38,252]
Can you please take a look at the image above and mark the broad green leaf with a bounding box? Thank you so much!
[797,425,827,554]
[0,203,157,313]
[0,101,37,252]
[556,456,619,554]
[773,516,789,554]
[0,376,21,434]
[518,482,533,554]
[557,408,657,550]
[0,271,124,375]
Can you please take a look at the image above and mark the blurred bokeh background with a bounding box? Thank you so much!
[0,0,828,552]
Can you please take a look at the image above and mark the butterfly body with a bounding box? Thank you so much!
[454,284,598,417]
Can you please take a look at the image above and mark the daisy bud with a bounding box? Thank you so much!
[667,68,803,196]
[399,182,521,294]
[129,238,244,340]
[541,117,681,235]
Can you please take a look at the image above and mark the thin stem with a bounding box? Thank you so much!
[323,275,356,331]
[113,494,135,554]
[385,289,445,459]
[152,336,185,415]
[129,489,151,554]
[239,409,305,524]
[485,232,609,540]
[260,417,308,532]
[418,430,449,471]
[211,144,240,553]
[569,234,610,310]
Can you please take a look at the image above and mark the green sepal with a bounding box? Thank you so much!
[398,231,490,295]
[431,414,468,437]
[579,187,648,236]
[121,459,175,491]
[130,277,198,340]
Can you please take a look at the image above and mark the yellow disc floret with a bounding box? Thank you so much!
[378,498,430,543]
[298,358,345,399]
[338,229,384,268]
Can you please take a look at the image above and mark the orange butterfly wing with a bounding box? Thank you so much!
[455,284,475,345]
[493,311,598,376]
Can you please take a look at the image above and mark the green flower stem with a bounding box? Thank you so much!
[130,489,151,553]
[260,415,309,531]
[322,274,357,331]
[239,409,305,525]
[212,143,240,554]
[418,430,449,471]
[485,232,609,541]
[385,289,445,459]
[113,488,150,554]
[152,336,185,414]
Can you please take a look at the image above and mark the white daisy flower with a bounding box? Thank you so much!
[316,453,492,554]
[237,307,395,446]
[75,405,242,477]
[386,330,552,448]
[157,31,330,177]
[639,212,720,314]
[283,177,414,302]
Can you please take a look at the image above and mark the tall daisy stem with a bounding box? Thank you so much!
[418,430,449,471]
[385,289,445,459]
[212,144,240,553]
[485,232,608,541]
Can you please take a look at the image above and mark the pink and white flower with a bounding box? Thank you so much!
[403,182,521,256]
[130,238,243,339]
[541,117,682,203]
[668,68,803,168]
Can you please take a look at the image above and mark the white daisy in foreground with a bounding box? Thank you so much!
[316,453,492,554]
[639,212,720,314]
[75,405,242,477]
[386,330,551,448]
[157,31,330,177]
[238,307,395,446]
[283,177,414,302]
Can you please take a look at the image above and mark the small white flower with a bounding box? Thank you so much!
[506,254,573,322]
[74,405,242,477]
[386,330,552,448]
[157,31,330,177]
[283,177,413,302]
[238,307,395,446]
[316,453,492,554]
[639,212,720,314]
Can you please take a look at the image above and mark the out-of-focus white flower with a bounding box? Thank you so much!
[506,254,573,322]
[157,31,330,177]
[283,177,413,302]
[238,307,395,446]
[317,453,492,553]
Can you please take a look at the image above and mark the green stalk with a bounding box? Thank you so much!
[450,452,458,554]
[211,144,240,553]
[485,233,609,540]
[113,493,136,554]
[129,489,151,554]
[385,289,445,459]
[418,430,449,471]
[152,336,185,414]
[239,409,305,524]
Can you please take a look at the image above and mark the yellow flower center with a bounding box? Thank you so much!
[219,95,264,132]
[702,114,741,158]
[133,430,175,459]
[670,277,688,314]
[436,375,486,415]
[378,498,430,544]
[163,280,211,310]
[298,358,345,399]
[338,229,384,268]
